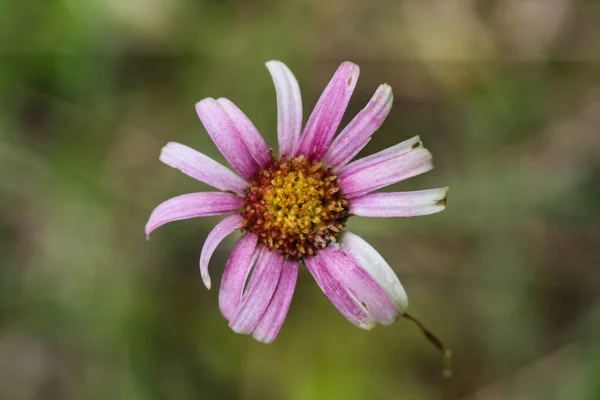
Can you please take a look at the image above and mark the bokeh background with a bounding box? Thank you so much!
[1,0,600,399]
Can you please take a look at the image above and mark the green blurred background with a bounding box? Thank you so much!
[1,0,600,399]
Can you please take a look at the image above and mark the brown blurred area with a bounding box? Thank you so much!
[1,0,600,399]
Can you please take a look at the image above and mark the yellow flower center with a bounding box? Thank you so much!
[241,156,348,258]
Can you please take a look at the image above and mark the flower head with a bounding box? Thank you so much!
[146,61,448,344]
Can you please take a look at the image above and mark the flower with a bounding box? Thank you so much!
[145,61,448,344]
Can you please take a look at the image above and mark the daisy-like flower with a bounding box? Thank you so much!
[146,61,448,345]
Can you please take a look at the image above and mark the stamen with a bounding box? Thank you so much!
[241,157,348,258]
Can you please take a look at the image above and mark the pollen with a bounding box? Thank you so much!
[241,156,348,258]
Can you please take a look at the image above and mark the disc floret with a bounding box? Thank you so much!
[241,156,348,258]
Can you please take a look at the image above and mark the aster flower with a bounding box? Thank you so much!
[146,61,449,347]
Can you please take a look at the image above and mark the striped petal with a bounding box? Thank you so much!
[159,142,248,196]
[324,84,393,169]
[317,247,399,325]
[219,234,260,321]
[349,188,448,218]
[195,98,260,181]
[229,250,284,334]
[266,60,303,158]
[145,192,243,237]
[338,136,433,199]
[252,258,298,343]
[339,231,408,311]
[295,62,360,160]
[305,252,375,329]
[216,98,273,169]
[198,215,244,290]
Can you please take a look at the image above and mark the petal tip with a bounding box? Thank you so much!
[342,62,360,85]
[265,60,283,68]
[252,332,275,344]
[228,321,249,335]
[380,83,392,96]
[432,187,450,209]
[370,84,393,107]
[194,97,216,112]
[341,61,360,71]
[200,262,212,289]
[158,142,176,162]
[144,223,153,239]
[358,320,377,331]
[436,194,448,208]
[265,60,289,74]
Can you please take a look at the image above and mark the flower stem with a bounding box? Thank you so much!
[402,313,452,378]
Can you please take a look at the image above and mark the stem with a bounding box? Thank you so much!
[402,313,453,378]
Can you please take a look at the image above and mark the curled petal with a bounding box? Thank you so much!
[266,60,303,158]
[339,231,408,311]
[295,62,360,160]
[216,98,273,169]
[145,193,243,237]
[349,188,448,218]
[219,234,260,321]
[305,253,375,329]
[324,84,393,169]
[252,258,298,343]
[338,136,433,199]
[195,98,260,181]
[229,250,283,334]
[159,142,248,196]
[318,247,399,325]
[199,215,244,290]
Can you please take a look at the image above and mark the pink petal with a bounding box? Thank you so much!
[219,234,260,321]
[349,187,448,218]
[339,231,408,311]
[229,250,283,334]
[338,136,433,199]
[198,215,244,290]
[339,135,421,176]
[195,98,260,181]
[252,258,298,343]
[295,62,360,160]
[318,247,399,325]
[216,98,273,169]
[305,253,375,329]
[145,192,243,237]
[266,61,303,158]
[159,142,248,196]
[324,84,393,169]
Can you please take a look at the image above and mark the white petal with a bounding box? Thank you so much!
[349,188,448,217]
[266,61,303,158]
